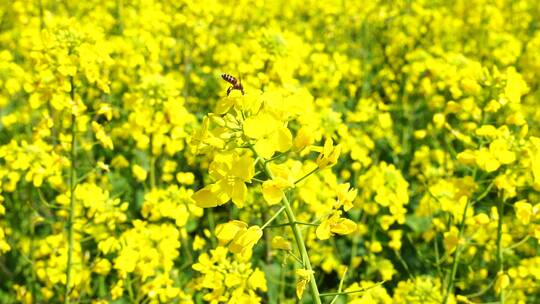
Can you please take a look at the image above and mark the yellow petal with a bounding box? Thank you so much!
[295,269,314,299]
[132,165,147,182]
[315,220,332,240]
[191,185,229,208]
[275,127,292,152]
[497,150,516,165]
[444,226,460,253]
[294,126,314,151]
[215,220,248,245]
[514,200,532,225]
[215,97,236,114]
[475,125,497,137]
[490,139,515,165]
[255,137,277,159]
[316,138,341,169]
[474,213,490,225]
[296,279,308,300]
[271,236,291,251]
[484,158,500,172]
[504,67,528,104]
[225,273,243,288]
[331,218,357,235]
[229,226,263,254]
[323,138,333,155]
[229,181,247,208]
[248,269,268,292]
[262,179,289,205]
[231,154,254,181]
[243,113,273,139]
[494,273,510,295]
[329,145,341,164]
[337,183,357,211]
[476,149,500,172]
[209,156,230,180]
[457,150,476,165]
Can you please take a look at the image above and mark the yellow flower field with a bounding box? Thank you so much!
[1,0,539,303]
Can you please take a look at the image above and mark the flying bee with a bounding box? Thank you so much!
[221,73,245,96]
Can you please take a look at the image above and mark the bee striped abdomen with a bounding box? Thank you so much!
[221,73,244,96]
[221,73,237,85]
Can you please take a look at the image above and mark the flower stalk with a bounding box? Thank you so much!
[260,158,322,304]
[65,76,77,304]
[496,197,505,304]
[442,181,494,304]
[442,197,469,304]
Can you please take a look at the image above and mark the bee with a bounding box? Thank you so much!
[221,73,245,96]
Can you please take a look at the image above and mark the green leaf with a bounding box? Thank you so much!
[405,215,431,233]
[262,263,282,304]
[185,218,198,232]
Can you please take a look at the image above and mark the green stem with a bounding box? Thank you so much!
[207,209,217,247]
[504,235,530,252]
[149,134,155,188]
[261,160,321,304]
[394,250,412,278]
[463,277,496,298]
[29,215,37,300]
[265,221,318,229]
[319,281,385,297]
[329,267,348,304]
[65,76,77,304]
[125,274,135,303]
[115,0,124,34]
[288,252,305,265]
[442,180,494,304]
[423,182,443,283]
[442,197,470,304]
[279,255,286,302]
[348,211,363,270]
[180,231,193,263]
[262,207,272,263]
[496,197,505,303]
[294,167,319,185]
[261,206,286,230]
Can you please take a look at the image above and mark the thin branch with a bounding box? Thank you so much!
[261,206,286,230]
[329,267,348,304]
[320,281,386,297]
[294,167,319,185]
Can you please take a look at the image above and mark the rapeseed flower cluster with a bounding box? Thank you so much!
[1,0,540,303]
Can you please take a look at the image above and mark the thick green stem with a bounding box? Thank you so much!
[261,162,321,304]
[125,274,135,303]
[496,198,505,303]
[65,76,77,304]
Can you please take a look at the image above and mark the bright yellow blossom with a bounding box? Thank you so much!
[243,112,292,159]
[316,138,341,169]
[316,212,357,240]
[192,153,254,208]
[296,268,315,300]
